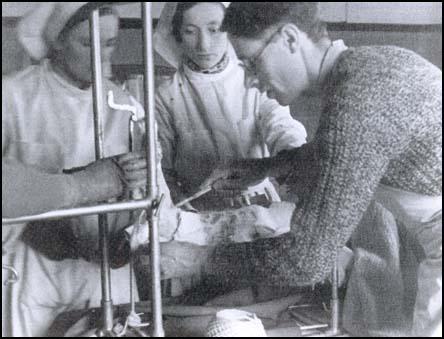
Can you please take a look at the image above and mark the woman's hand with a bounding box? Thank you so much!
[200,158,272,194]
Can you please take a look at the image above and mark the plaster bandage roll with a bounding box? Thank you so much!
[205,309,267,337]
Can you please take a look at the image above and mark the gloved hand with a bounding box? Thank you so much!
[68,157,126,206]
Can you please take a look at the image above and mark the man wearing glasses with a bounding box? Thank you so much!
[203,2,442,337]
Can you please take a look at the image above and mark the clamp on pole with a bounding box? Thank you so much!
[2,264,19,286]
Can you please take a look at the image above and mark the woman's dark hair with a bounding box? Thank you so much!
[172,2,226,43]
[222,2,328,42]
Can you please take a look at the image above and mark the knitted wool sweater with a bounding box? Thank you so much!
[252,46,442,287]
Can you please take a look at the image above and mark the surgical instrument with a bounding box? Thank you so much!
[175,186,213,208]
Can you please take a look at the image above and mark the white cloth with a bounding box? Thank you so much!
[18,3,88,60]
[343,186,442,337]
[156,57,307,195]
[375,185,442,336]
[375,184,442,229]
[1,60,144,337]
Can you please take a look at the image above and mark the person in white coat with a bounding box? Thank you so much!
[155,2,307,211]
[153,2,307,300]
[1,4,147,336]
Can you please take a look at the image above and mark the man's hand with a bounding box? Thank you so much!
[115,152,148,192]
[69,157,127,204]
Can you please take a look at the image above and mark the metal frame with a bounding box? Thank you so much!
[2,3,164,337]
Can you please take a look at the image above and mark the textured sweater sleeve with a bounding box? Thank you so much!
[253,54,415,286]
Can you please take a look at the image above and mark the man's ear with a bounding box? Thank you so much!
[281,24,299,54]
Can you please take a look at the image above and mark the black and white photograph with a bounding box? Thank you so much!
[2,2,442,337]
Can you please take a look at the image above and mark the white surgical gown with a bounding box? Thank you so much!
[155,56,307,295]
[156,57,307,208]
[2,60,144,337]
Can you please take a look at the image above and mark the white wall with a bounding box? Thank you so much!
[3,3,441,24]
[1,2,166,18]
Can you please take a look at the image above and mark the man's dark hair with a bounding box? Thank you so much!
[222,2,327,42]
[172,2,226,43]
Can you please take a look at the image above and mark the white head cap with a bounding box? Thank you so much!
[17,2,91,60]
[154,2,232,69]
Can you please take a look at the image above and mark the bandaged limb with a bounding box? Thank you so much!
[119,151,295,247]
[113,151,295,274]
[174,202,295,245]
[126,202,295,249]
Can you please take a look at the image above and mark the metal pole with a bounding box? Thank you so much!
[142,2,164,337]
[90,9,114,333]
[330,260,340,335]
[2,199,153,225]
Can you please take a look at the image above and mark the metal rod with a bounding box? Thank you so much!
[129,116,139,318]
[175,186,212,208]
[142,5,157,194]
[2,199,153,226]
[330,260,340,335]
[142,2,164,337]
[90,9,114,333]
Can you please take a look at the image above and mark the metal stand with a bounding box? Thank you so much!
[288,262,343,337]
[142,3,164,336]
[2,2,165,337]
[329,261,340,336]
[90,9,114,334]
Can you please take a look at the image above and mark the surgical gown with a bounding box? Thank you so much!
[155,55,307,295]
[2,60,144,337]
[156,56,307,208]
